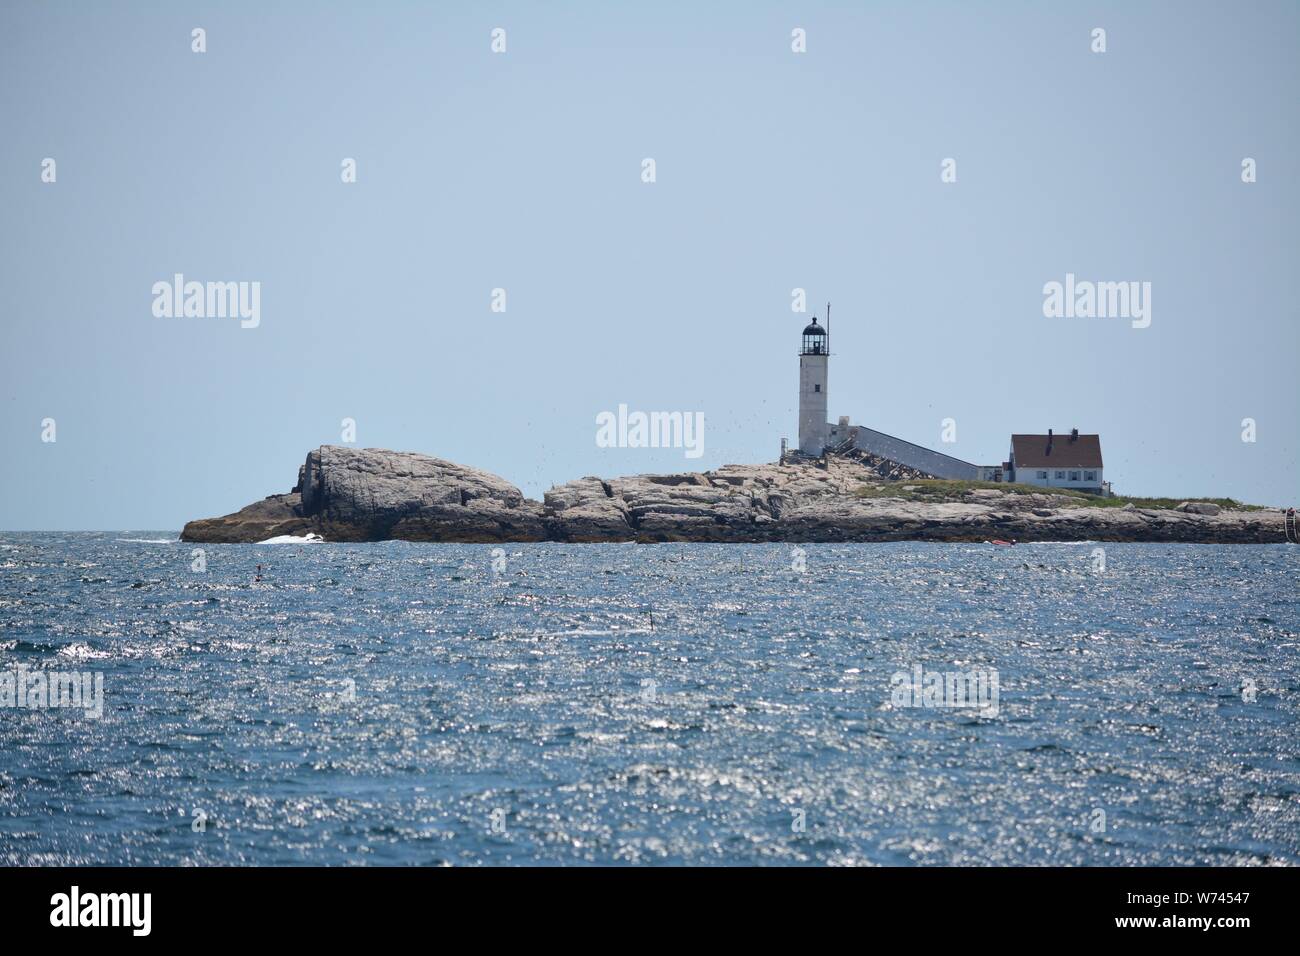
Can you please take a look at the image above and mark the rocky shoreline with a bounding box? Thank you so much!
[178,446,1288,545]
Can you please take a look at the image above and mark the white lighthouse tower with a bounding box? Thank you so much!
[797,309,829,455]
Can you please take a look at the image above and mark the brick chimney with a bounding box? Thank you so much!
[1046,428,1053,455]
[1070,427,1078,442]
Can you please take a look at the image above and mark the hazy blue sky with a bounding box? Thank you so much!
[2,1,1297,529]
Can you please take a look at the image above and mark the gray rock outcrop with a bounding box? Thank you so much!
[182,446,546,543]
[544,458,1281,543]
[180,446,1286,545]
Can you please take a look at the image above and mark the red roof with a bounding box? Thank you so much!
[1011,433,1102,469]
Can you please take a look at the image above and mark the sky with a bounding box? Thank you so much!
[1,0,1297,530]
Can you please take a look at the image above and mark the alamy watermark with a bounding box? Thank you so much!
[1042,273,1150,329]
[1,665,104,719]
[890,663,999,718]
[152,274,260,329]
[50,886,151,936]
[596,404,704,459]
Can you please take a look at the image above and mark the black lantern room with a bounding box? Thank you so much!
[801,317,827,355]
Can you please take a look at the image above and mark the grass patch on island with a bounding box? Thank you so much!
[1078,495,1263,511]
[855,479,1263,511]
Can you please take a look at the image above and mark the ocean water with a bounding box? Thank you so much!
[1,533,1297,866]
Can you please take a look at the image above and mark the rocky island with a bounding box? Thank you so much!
[179,446,1287,545]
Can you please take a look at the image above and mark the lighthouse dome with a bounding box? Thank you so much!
[800,317,828,356]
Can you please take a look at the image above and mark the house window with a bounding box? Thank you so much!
[1069,471,1080,481]
[1084,470,1096,481]
[814,384,820,393]
[1036,470,1048,480]
[1055,470,1065,479]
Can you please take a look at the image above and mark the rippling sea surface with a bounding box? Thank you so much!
[1,533,1297,866]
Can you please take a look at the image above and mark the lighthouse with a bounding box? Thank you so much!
[798,310,829,455]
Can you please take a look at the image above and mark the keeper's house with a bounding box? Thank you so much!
[1007,429,1104,494]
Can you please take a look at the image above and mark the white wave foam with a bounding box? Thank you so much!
[57,642,112,660]
[257,533,325,544]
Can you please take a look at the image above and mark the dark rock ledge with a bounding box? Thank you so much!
[179,446,1287,545]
